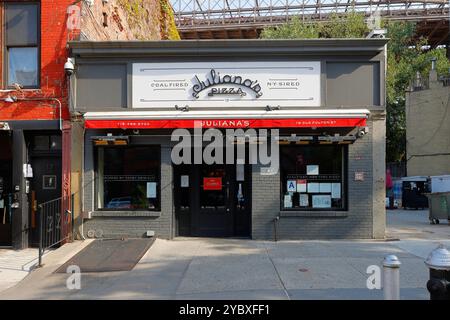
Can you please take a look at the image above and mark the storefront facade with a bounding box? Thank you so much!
[69,39,387,240]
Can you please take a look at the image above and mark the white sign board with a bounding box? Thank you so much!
[132,62,321,108]
[312,195,332,208]
[146,182,157,198]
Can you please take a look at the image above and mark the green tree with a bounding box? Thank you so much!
[260,16,320,39]
[260,14,450,163]
[320,12,368,38]
[384,21,449,162]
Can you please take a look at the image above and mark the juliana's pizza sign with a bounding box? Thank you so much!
[192,69,263,99]
[132,61,320,108]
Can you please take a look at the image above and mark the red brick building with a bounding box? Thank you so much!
[0,0,179,249]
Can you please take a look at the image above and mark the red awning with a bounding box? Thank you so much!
[85,117,366,129]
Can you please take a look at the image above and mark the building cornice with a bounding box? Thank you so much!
[68,39,388,58]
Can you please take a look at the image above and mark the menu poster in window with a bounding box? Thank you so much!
[287,180,297,192]
[146,182,157,198]
[284,194,293,208]
[319,183,332,193]
[307,182,320,193]
[332,183,341,199]
[236,164,245,181]
[181,175,189,188]
[307,165,319,175]
[299,194,309,207]
[312,195,332,208]
[296,179,307,193]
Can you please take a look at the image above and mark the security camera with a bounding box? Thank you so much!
[64,58,75,76]
[357,127,369,138]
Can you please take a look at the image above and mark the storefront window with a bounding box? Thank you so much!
[280,145,346,211]
[96,146,161,211]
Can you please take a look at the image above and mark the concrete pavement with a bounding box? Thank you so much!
[386,209,450,240]
[0,240,93,294]
[0,248,38,292]
[0,238,437,300]
[0,209,448,300]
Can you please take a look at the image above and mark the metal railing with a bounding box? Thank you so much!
[38,194,74,267]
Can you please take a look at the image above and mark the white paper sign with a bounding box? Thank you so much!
[307,165,319,175]
[332,183,341,199]
[319,183,332,193]
[284,194,293,208]
[23,164,33,178]
[296,180,307,193]
[299,194,309,207]
[236,164,245,181]
[133,61,321,108]
[181,175,189,188]
[307,182,320,193]
[146,182,157,198]
[0,199,4,209]
[287,180,297,192]
[312,195,332,208]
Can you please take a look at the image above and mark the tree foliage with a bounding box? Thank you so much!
[261,12,368,39]
[260,13,450,163]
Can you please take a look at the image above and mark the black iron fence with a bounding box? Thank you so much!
[38,194,74,267]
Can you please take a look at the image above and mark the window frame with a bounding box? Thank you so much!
[94,145,162,212]
[3,1,41,89]
[279,144,348,212]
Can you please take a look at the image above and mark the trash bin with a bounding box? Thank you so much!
[402,177,430,209]
[426,192,450,224]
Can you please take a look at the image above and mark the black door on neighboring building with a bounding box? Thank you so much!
[0,133,13,247]
[174,161,251,238]
[28,134,62,247]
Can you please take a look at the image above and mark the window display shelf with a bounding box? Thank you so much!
[279,211,348,218]
[91,211,161,218]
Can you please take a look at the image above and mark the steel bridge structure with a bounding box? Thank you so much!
[171,0,449,47]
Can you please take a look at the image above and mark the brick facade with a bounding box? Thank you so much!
[0,0,76,120]
[0,0,178,248]
[81,117,385,240]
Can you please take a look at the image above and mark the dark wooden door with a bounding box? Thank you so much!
[194,163,234,237]
[174,162,251,238]
[174,164,192,236]
[0,133,13,246]
[29,155,62,247]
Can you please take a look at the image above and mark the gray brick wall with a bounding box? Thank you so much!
[252,118,377,240]
[82,134,174,239]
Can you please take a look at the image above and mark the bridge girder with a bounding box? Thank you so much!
[171,0,449,46]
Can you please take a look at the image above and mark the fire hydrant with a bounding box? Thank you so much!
[425,244,450,300]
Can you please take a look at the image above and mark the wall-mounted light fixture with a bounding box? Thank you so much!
[92,135,129,146]
[276,135,314,145]
[3,95,17,103]
[0,122,11,130]
[266,105,281,111]
[318,134,357,144]
[175,105,189,112]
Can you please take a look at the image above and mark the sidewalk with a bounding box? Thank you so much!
[0,248,38,292]
[386,209,450,240]
[0,238,435,300]
[0,209,448,300]
[0,240,93,294]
